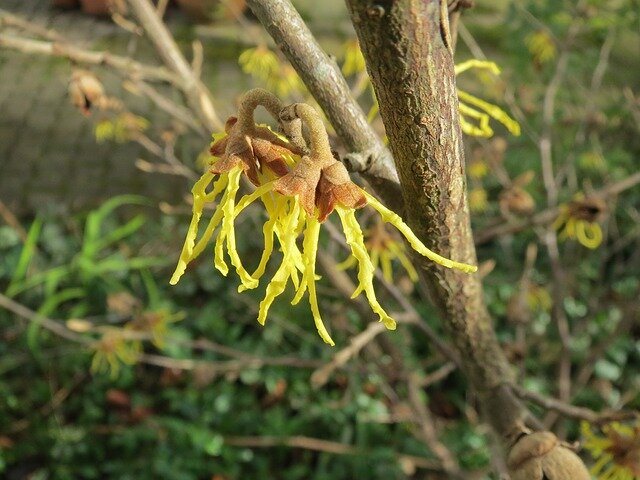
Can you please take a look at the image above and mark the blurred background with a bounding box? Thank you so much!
[0,0,639,479]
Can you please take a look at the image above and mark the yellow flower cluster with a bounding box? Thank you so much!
[170,90,477,345]
[337,40,522,139]
[582,421,640,480]
[553,195,607,249]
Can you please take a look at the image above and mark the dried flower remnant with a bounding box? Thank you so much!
[91,329,140,379]
[553,195,607,249]
[507,429,590,480]
[69,69,106,116]
[170,89,477,345]
[126,309,185,349]
[582,421,640,480]
[499,171,536,216]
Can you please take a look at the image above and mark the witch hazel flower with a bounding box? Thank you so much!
[170,89,477,345]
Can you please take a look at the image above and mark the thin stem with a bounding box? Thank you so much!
[245,0,402,212]
[237,88,284,132]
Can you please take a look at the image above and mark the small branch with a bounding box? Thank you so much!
[407,373,463,478]
[125,79,206,135]
[245,0,402,212]
[417,361,457,387]
[223,435,444,472]
[0,32,178,84]
[0,9,65,42]
[310,321,387,389]
[0,293,89,344]
[126,0,223,131]
[475,171,640,244]
[134,134,198,180]
[512,384,639,425]
[0,199,28,242]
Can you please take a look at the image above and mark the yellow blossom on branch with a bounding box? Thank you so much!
[582,421,640,480]
[553,195,607,249]
[239,46,305,98]
[336,42,520,139]
[170,89,477,345]
[90,329,140,379]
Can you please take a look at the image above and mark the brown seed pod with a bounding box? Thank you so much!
[507,431,591,480]
[68,69,105,115]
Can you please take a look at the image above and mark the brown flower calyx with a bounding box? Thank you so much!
[507,430,590,480]
[567,196,607,223]
[69,69,106,116]
[273,103,366,222]
[208,89,303,185]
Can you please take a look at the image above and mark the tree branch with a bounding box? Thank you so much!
[244,0,403,213]
[511,384,639,425]
[345,0,528,449]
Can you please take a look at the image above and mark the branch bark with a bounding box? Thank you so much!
[345,0,527,448]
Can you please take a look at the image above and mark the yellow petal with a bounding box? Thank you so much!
[458,90,521,136]
[257,197,301,325]
[170,172,227,285]
[336,206,396,330]
[299,215,335,345]
[459,102,494,138]
[576,220,603,249]
[380,251,393,283]
[361,191,478,273]
[455,59,501,76]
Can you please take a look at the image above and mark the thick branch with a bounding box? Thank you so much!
[346,0,526,443]
[245,0,403,212]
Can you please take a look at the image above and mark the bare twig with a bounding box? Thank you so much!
[0,199,28,242]
[0,293,89,344]
[134,134,198,180]
[126,0,223,131]
[475,171,640,244]
[407,374,463,478]
[310,321,387,389]
[223,435,444,472]
[0,32,178,84]
[512,384,639,425]
[125,79,206,135]
[0,9,65,42]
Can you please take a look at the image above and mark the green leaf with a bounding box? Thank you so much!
[6,217,42,297]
